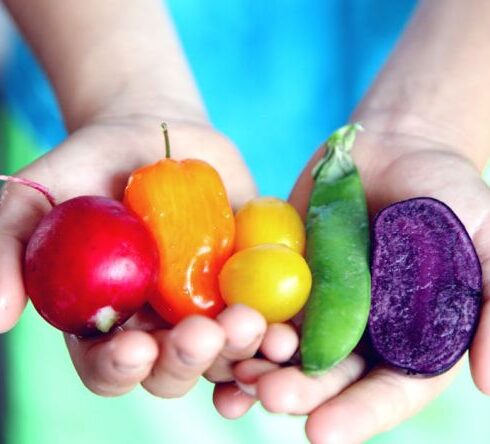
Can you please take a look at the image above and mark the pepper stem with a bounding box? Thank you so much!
[311,123,363,183]
[161,122,171,159]
[0,175,56,207]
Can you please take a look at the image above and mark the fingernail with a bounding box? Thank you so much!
[227,333,262,352]
[236,380,257,397]
[175,348,210,366]
[113,361,153,374]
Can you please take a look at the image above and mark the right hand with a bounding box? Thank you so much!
[213,127,490,443]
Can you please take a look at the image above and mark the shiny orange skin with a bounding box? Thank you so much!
[124,158,235,324]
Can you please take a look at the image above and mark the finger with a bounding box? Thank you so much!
[0,177,53,332]
[213,355,277,420]
[142,315,225,398]
[468,217,490,394]
[259,322,299,363]
[204,304,267,382]
[305,364,459,444]
[233,358,281,397]
[469,295,490,394]
[256,354,366,415]
[122,304,171,331]
[0,234,28,331]
[288,149,323,219]
[66,329,159,396]
[213,383,256,419]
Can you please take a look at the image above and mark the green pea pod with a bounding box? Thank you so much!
[301,123,371,376]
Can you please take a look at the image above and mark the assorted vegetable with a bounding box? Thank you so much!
[219,195,309,322]
[4,123,484,380]
[219,244,311,323]
[123,124,235,324]
[369,198,482,375]
[300,124,371,376]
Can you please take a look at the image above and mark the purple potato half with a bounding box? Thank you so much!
[369,197,482,375]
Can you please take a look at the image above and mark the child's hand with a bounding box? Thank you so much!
[214,129,490,442]
[0,116,268,397]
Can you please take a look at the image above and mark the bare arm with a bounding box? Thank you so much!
[4,0,207,130]
[355,0,490,170]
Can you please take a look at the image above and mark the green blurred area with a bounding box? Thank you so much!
[0,110,39,173]
[2,111,490,444]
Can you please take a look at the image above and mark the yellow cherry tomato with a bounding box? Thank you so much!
[219,244,312,323]
[235,197,305,254]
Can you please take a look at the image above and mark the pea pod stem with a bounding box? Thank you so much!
[311,123,364,182]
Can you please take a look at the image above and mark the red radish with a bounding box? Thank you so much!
[1,175,159,336]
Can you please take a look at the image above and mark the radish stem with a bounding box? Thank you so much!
[0,175,57,207]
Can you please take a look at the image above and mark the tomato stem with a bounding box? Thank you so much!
[0,174,56,207]
[161,122,171,159]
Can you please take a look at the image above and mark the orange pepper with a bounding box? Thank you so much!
[124,124,235,324]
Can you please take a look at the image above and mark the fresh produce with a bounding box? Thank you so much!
[221,196,308,322]
[0,175,159,336]
[219,244,311,323]
[234,197,305,253]
[124,124,235,324]
[369,197,482,375]
[300,124,371,376]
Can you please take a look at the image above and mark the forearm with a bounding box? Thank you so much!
[4,0,207,131]
[354,0,490,170]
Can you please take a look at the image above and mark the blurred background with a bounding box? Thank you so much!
[1,1,489,443]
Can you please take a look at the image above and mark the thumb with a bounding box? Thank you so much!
[288,148,323,219]
[0,173,53,331]
[469,216,490,394]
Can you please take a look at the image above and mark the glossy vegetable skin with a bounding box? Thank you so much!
[234,197,305,254]
[124,126,235,324]
[369,198,482,375]
[25,196,159,336]
[219,244,311,323]
[301,124,371,376]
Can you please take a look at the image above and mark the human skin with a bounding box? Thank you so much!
[0,0,271,397]
[214,0,490,442]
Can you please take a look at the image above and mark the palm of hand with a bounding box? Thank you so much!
[215,134,490,444]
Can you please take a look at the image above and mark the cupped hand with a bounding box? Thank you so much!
[0,115,268,397]
[214,128,490,443]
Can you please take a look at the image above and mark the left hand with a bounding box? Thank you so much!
[213,128,490,443]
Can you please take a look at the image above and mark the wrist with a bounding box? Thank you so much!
[86,75,209,128]
[5,0,207,132]
[55,4,209,132]
[349,0,490,172]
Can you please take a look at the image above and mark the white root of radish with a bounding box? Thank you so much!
[92,306,119,333]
